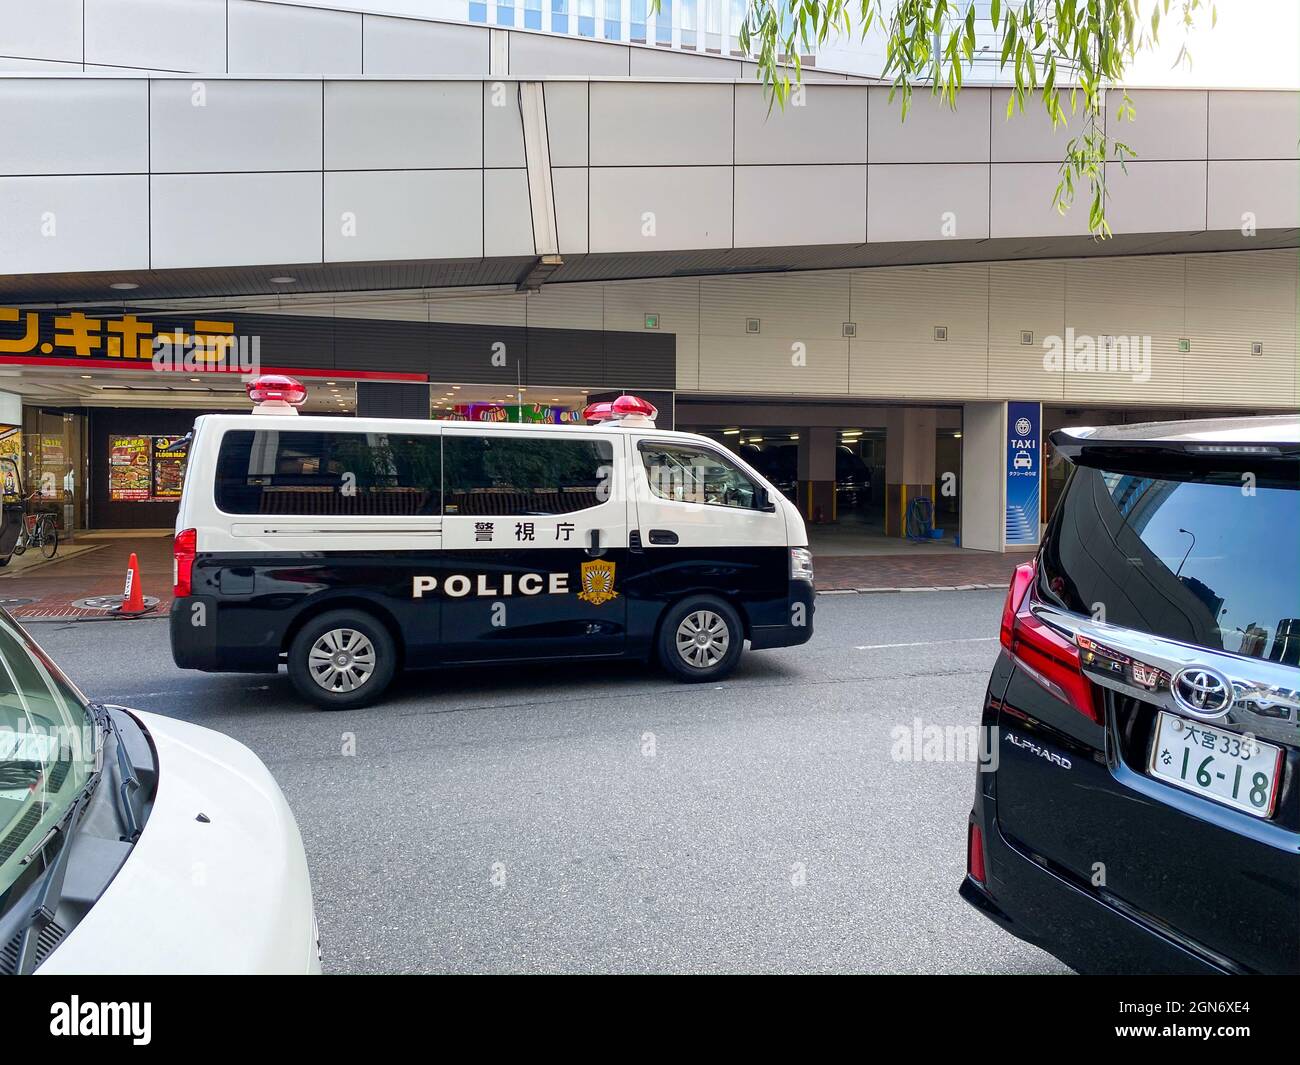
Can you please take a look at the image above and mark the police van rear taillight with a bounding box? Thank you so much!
[174,528,196,597]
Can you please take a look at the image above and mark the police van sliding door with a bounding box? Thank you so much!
[438,427,628,662]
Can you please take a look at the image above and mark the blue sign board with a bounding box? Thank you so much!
[1005,401,1041,547]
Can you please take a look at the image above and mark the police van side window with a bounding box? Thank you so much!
[214,430,440,516]
[443,435,612,516]
[639,442,760,510]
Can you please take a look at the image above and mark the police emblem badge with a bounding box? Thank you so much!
[577,559,618,606]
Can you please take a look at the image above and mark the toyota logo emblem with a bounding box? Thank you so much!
[1171,666,1234,719]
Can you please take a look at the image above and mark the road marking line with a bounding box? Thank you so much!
[854,637,998,650]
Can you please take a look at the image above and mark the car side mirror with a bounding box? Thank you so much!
[755,487,777,513]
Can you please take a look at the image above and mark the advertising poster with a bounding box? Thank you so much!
[1004,402,1041,547]
[109,435,152,501]
[0,427,20,496]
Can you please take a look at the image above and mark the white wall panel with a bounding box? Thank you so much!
[543,82,588,167]
[84,0,226,72]
[868,163,989,242]
[506,33,628,76]
[1208,91,1300,160]
[869,88,990,163]
[483,169,534,257]
[0,175,148,273]
[484,82,525,168]
[227,0,361,76]
[990,164,1091,238]
[1115,90,1208,160]
[362,14,489,75]
[990,89,1083,162]
[589,83,732,166]
[735,166,865,247]
[324,169,481,261]
[1207,160,1300,232]
[589,166,732,252]
[0,0,83,64]
[629,49,742,77]
[734,86,867,165]
[0,58,82,72]
[1103,161,1207,234]
[552,167,589,254]
[152,172,323,268]
[325,81,481,170]
[152,79,322,173]
[0,80,148,176]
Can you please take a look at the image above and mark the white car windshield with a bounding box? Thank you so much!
[0,614,97,910]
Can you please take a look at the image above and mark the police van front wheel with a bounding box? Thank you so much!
[289,611,396,710]
[657,596,744,683]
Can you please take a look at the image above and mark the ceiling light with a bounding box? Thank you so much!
[79,374,92,379]
[110,282,139,291]
[269,276,296,285]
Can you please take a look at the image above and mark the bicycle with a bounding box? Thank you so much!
[13,509,59,561]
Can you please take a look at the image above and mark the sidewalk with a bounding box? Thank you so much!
[0,534,1023,622]
[0,534,173,621]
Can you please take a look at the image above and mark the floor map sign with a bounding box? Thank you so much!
[1005,401,1041,547]
[152,436,188,498]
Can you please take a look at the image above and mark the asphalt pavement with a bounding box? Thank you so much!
[27,590,1070,974]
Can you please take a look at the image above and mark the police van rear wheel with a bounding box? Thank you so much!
[289,611,396,710]
[658,596,743,683]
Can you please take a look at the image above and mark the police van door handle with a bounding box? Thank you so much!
[586,528,606,558]
[648,529,678,545]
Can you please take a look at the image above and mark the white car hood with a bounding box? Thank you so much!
[38,709,319,975]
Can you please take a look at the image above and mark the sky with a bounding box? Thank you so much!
[818,0,1300,88]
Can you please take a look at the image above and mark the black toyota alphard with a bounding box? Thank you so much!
[962,415,1300,975]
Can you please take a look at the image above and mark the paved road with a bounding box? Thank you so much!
[28,591,1069,974]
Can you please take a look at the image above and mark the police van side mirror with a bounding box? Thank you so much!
[755,487,777,513]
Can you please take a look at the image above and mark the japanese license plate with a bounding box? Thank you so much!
[1149,711,1284,818]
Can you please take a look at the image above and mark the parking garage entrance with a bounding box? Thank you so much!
[679,400,964,556]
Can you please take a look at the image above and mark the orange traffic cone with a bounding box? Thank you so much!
[117,552,148,616]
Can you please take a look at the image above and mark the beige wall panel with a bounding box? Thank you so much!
[849,265,990,398]
[1208,91,1300,160]
[1104,161,1207,234]
[700,271,850,341]
[987,260,1067,402]
[699,336,849,395]
[525,284,604,331]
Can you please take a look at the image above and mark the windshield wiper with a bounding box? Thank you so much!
[92,703,141,842]
[12,783,93,974]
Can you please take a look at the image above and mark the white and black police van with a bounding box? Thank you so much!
[169,376,814,709]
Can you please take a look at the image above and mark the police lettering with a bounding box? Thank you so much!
[411,572,570,599]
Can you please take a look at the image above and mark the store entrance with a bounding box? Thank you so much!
[22,409,87,537]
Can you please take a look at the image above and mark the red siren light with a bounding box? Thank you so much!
[583,395,657,424]
[582,401,615,423]
[611,394,658,420]
[247,374,307,414]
